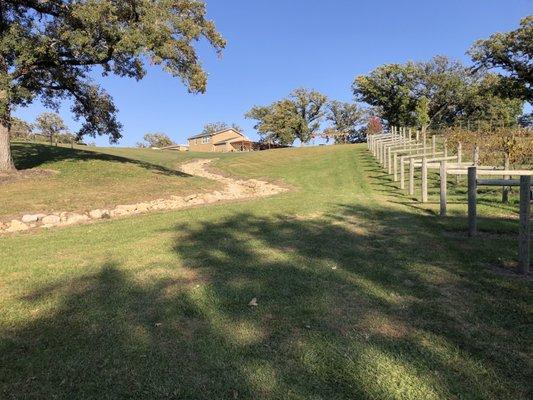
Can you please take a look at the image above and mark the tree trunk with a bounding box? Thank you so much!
[0,87,15,171]
[0,118,15,171]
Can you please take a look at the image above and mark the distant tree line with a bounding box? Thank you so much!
[247,16,531,146]
[10,112,80,145]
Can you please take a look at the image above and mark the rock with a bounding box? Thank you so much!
[21,214,39,223]
[65,213,89,225]
[42,215,60,225]
[185,194,198,202]
[59,212,70,222]
[6,220,29,232]
[89,209,103,219]
[248,298,258,307]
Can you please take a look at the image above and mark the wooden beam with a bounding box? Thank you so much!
[468,167,477,237]
[518,176,531,274]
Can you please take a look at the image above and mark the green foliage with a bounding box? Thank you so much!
[353,56,524,128]
[415,96,430,130]
[323,101,366,143]
[35,112,68,143]
[246,88,327,145]
[469,15,532,101]
[138,133,175,148]
[9,117,33,139]
[353,62,418,126]
[1,0,226,143]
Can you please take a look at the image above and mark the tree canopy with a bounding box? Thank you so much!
[0,0,225,170]
[246,88,327,146]
[353,56,524,129]
[323,101,366,143]
[137,132,175,148]
[469,15,532,102]
[35,112,68,145]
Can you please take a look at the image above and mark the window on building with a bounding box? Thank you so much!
[202,136,210,144]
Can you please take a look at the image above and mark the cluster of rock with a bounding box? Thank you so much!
[0,159,287,234]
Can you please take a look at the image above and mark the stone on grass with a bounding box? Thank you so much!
[42,215,61,225]
[89,209,104,219]
[21,214,40,223]
[6,220,29,232]
[65,213,89,225]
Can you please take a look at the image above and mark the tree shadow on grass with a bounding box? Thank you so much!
[1,206,530,399]
[11,142,191,178]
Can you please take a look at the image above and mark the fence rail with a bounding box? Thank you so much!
[367,127,532,275]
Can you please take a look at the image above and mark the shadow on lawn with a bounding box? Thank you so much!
[11,143,190,177]
[2,206,530,398]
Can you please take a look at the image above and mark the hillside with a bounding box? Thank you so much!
[0,142,222,221]
[0,143,531,399]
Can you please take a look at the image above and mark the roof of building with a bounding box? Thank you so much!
[188,128,244,140]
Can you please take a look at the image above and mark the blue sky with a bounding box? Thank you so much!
[14,0,532,146]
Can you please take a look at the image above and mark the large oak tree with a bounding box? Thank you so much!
[246,88,327,146]
[0,0,225,171]
[469,16,532,102]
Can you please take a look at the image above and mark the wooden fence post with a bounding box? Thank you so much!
[409,158,415,196]
[388,147,393,174]
[421,156,428,203]
[393,153,398,181]
[432,135,436,156]
[440,160,447,216]
[456,142,462,184]
[468,167,477,237]
[518,175,531,274]
[502,153,510,203]
[416,130,420,142]
[400,156,405,189]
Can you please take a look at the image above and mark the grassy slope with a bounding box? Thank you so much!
[1,142,222,220]
[0,144,531,399]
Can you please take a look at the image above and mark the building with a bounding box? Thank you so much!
[188,128,253,152]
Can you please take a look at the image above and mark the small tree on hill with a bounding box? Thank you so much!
[35,113,67,145]
[323,101,365,143]
[138,133,175,148]
[367,116,383,135]
[415,96,430,133]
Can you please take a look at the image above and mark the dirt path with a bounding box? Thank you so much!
[0,159,287,234]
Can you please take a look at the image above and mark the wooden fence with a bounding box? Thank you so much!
[367,127,532,274]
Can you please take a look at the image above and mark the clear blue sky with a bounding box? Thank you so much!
[14,0,532,146]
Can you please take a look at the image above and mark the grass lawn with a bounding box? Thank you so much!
[0,144,531,399]
[0,142,222,221]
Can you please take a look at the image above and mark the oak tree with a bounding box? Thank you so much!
[0,0,225,171]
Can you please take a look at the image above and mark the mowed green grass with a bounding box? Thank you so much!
[0,142,222,221]
[0,144,531,399]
